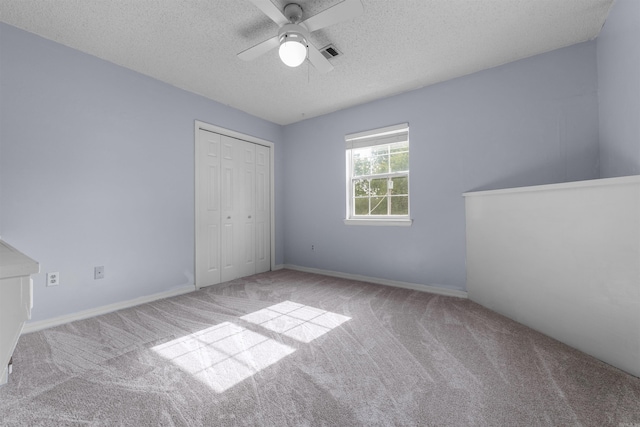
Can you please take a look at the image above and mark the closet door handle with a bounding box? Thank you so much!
[227,216,231,220]
[248,215,252,219]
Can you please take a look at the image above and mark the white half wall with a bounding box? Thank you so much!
[464,176,640,377]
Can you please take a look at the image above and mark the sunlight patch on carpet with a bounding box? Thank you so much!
[152,322,294,393]
[152,301,350,392]
[241,301,351,344]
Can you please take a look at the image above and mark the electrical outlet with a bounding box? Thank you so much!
[46,272,60,287]
[311,244,315,251]
[94,266,105,279]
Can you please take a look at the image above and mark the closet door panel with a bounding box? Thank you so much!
[240,143,256,277]
[220,136,240,283]
[255,144,271,273]
[195,129,221,287]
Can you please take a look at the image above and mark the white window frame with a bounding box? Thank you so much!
[344,123,412,226]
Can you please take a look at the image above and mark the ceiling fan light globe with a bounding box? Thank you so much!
[279,38,307,67]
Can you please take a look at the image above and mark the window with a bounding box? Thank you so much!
[345,123,411,226]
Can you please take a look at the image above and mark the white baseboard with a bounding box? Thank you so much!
[280,264,468,298]
[22,284,196,334]
[22,267,466,334]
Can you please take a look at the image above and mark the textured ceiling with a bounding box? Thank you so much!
[0,0,614,125]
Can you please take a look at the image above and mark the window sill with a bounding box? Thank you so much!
[343,218,413,227]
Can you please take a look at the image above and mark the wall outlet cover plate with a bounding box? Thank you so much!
[46,272,59,286]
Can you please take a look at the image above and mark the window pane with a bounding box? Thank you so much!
[371,154,389,174]
[370,197,388,215]
[390,141,408,153]
[354,179,369,197]
[352,146,371,157]
[390,196,408,215]
[390,152,408,172]
[353,155,370,177]
[369,177,388,196]
[390,176,408,195]
[371,145,389,156]
[354,197,369,215]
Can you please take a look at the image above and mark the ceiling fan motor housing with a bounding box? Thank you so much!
[283,3,304,23]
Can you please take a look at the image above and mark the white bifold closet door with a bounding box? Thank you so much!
[196,128,270,288]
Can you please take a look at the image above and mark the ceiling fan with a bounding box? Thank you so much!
[238,0,364,73]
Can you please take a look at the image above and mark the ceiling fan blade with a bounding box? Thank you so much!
[307,44,334,74]
[247,0,290,26]
[238,35,280,61]
[302,0,364,33]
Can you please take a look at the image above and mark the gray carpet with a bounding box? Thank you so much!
[1,269,639,426]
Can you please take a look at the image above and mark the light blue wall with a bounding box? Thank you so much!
[0,23,284,322]
[282,41,600,291]
[597,0,640,178]
[0,17,610,321]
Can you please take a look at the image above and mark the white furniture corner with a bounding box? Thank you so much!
[0,240,39,385]
[464,176,640,377]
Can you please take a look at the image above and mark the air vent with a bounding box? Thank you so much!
[320,44,342,59]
